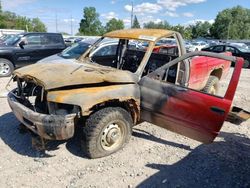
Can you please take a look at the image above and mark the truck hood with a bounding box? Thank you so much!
[13,59,139,90]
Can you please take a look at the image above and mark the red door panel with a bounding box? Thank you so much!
[139,57,243,143]
[189,56,208,90]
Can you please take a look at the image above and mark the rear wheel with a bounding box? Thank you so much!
[202,75,219,95]
[0,58,14,77]
[83,107,132,158]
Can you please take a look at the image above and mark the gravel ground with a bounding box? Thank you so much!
[0,68,249,188]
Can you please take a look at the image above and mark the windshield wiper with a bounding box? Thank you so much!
[70,64,84,74]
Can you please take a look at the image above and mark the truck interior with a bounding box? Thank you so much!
[89,38,181,84]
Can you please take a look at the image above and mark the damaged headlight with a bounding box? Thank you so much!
[47,102,81,117]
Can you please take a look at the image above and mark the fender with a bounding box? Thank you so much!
[47,84,140,116]
[0,48,15,65]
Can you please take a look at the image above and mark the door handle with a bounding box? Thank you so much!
[210,106,225,115]
[176,87,188,92]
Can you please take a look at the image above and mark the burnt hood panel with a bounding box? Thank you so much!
[14,60,139,90]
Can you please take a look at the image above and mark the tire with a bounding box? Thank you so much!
[243,60,249,68]
[83,107,132,158]
[0,58,14,77]
[202,75,219,95]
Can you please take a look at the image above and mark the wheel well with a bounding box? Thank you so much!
[88,99,140,124]
[210,68,222,80]
[0,56,15,67]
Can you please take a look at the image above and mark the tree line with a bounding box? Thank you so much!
[79,6,250,40]
[0,2,46,32]
[0,2,249,39]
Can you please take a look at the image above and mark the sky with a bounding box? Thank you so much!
[1,0,250,35]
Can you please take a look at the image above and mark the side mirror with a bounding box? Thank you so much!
[19,40,27,49]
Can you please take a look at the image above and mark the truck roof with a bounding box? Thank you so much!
[104,29,176,42]
[19,32,63,36]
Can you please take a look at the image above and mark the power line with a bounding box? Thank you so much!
[55,13,58,32]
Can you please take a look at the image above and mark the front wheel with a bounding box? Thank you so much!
[83,107,132,158]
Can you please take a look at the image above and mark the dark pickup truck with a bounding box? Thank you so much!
[0,32,66,77]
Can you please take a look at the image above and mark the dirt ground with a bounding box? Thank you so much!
[0,68,249,188]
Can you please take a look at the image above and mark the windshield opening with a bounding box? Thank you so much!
[84,37,148,73]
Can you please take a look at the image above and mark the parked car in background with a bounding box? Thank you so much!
[0,34,15,44]
[207,40,221,47]
[184,41,193,50]
[229,42,249,49]
[156,38,176,46]
[187,41,208,52]
[63,36,95,45]
[202,44,250,68]
[38,38,117,63]
[0,32,66,77]
[152,44,179,55]
[64,36,85,46]
[245,42,250,49]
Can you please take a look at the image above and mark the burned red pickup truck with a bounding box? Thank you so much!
[7,29,248,158]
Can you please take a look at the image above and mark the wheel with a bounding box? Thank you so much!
[83,107,132,158]
[202,75,219,95]
[195,48,198,51]
[243,60,249,68]
[0,58,14,77]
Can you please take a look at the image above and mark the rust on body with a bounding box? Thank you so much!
[13,61,139,90]
[47,84,140,119]
[104,29,176,41]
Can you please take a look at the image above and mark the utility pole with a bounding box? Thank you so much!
[131,1,134,28]
[227,20,232,42]
[70,14,73,36]
[26,24,29,32]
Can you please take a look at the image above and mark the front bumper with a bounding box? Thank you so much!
[7,91,76,140]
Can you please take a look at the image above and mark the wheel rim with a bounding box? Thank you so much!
[0,62,10,76]
[243,60,249,68]
[100,121,125,151]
